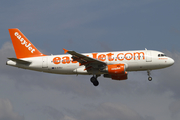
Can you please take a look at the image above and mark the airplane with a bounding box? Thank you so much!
[6,28,174,86]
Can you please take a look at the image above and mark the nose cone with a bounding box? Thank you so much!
[168,58,174,66]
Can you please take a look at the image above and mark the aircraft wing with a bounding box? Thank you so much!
[63,48,106,70]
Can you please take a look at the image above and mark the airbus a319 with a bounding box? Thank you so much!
[6,28,174,86]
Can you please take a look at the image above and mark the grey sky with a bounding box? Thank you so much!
[0,0,180,120]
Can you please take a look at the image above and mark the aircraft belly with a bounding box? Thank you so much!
[127,61,152,71]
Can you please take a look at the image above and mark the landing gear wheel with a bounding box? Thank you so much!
[90,77,99,86]
[147,70,152,81]
[148,77,152,81]
[93,80,99,86]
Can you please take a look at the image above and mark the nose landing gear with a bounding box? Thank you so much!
[147,70,152,81]
[148,76,152,81]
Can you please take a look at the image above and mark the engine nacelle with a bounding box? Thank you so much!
[107,64,126,75]
[111,74,127,80]
[103,64,128,80]
[103,73,128,80]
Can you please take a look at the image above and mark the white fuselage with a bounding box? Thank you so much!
[7,50,174,75]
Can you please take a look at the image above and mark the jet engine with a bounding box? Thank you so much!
[103,64,128,80]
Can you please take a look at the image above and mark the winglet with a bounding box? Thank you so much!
[63,48,69,54]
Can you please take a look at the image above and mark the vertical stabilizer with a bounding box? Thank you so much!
[8,28,46,59]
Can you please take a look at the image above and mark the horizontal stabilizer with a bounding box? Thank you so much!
[8,58,31,64]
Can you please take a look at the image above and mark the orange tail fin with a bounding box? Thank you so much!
[8,28,46,59]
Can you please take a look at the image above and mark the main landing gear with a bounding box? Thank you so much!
[90,75,100,86]
[147,70,152,81]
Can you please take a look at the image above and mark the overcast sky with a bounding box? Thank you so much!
[0,0,180,120]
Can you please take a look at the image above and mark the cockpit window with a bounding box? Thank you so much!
[158,54,167,57]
